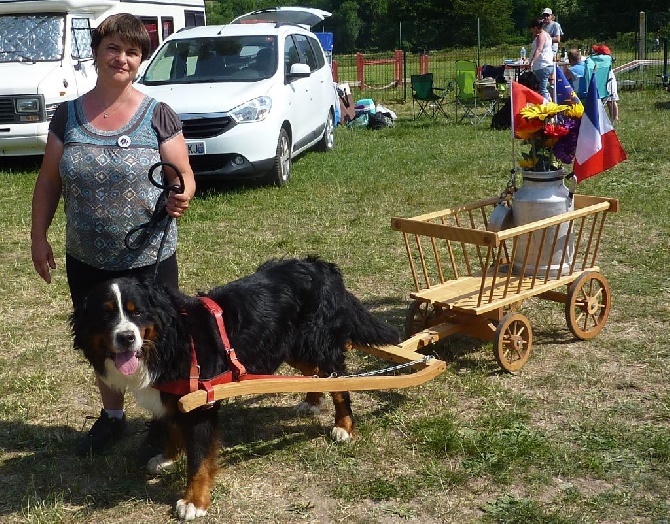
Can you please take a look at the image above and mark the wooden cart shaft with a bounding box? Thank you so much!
[178,339,447,412]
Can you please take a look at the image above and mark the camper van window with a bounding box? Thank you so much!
[71,18,93,60]
[140,17,160,53]
[185,11,206,27]
[162,18,175,41]
[0,14,64,62]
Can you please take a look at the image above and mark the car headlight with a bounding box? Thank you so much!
[16,97,41,113]
[229,96,272,123]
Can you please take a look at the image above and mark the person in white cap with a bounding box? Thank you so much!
[542,8,563,56]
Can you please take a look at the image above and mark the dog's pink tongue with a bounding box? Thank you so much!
[115,351,139,376]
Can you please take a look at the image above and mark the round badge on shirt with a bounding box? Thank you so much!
[118,135,131,148]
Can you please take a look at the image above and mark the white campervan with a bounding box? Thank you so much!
[0,0,206,156]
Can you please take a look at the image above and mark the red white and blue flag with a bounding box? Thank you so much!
[573,74,627,182]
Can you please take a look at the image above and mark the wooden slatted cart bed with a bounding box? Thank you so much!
[391,194,619,372]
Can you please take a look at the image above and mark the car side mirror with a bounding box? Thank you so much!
[287,63,310,78]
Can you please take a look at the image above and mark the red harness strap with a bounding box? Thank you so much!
[198,296,247,379]
[154,297,246,403]
[153,297,306,404]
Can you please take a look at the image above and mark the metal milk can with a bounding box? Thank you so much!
[512,169,574,277]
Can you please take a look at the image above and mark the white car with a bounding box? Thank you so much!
[136,7,337,185]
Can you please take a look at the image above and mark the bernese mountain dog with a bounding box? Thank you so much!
[71,256,400,520]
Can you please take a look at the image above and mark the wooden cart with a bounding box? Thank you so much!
[391,194,619,372]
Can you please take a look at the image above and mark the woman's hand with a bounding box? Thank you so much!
[31,237,56,284]
[166,191,190,218]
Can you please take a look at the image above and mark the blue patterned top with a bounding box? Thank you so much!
[51,96,181,271]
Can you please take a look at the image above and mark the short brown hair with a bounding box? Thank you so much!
[91,13,151,61]
[567,49,581,64]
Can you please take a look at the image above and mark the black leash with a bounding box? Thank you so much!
[124,161,185,282]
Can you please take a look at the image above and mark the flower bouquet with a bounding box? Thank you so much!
[515,101,584,172]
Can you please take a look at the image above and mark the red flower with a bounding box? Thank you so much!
[543,123,570,139]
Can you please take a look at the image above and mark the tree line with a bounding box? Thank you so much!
[205,0,670,53]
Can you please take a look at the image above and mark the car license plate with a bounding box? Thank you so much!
[187,141,205,155]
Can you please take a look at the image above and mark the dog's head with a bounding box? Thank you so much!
[71,278,172,380]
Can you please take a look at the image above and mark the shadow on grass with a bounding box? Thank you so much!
[3,397,393,519]
[380,298,587,375]
[0,417,177,519]
[0,155,42,173]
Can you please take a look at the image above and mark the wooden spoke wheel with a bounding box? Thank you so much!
[494,312,533,372]
[404,300,443,338]
[565,271,611,340]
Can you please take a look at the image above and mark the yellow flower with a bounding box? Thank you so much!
[519,157,538,169]
[564,102,584,119]
[519,102,570,121]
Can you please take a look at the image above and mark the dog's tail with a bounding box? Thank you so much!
[340,290,402,348]
[348,295,400,346]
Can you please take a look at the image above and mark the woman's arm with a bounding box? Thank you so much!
[31,133,64,283]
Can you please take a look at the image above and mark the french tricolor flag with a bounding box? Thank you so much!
[573,73,627,183]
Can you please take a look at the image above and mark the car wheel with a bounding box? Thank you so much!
[316,110,335,152]
[266,128,291,186]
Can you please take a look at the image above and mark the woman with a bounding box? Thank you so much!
[31,13,195,457]
[528,18,554,101]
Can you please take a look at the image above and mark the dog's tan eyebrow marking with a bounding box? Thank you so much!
[126,301,136,312]
[103,301,115,312]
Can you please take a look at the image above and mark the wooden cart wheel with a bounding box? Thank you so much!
[565,271,611,340]
[404,300,443,338]
[494,312,533,372]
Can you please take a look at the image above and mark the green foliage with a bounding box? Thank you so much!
[331,1,362,53]
[206,0,667,50]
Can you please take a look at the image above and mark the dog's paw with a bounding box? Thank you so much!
[296,400,322,415]
[331,426,352,442]
[176,499,208,521]
[147,454,175,475]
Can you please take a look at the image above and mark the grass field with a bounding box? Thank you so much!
[1,88,669,523]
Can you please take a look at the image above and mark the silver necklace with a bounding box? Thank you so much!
[98,89,133,118]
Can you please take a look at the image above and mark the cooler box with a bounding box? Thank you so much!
[354,98,376,116]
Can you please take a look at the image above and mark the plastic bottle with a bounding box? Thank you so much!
[520,46,527,63]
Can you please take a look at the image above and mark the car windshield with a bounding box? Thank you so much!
[0,15,65,62]
[141,35,278,85]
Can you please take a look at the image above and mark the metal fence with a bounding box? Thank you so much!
[333,38,669,105]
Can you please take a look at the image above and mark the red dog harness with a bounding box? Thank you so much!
[154,297,277,404]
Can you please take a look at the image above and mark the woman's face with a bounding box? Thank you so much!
[94,35,143,85]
